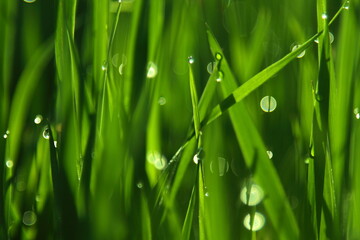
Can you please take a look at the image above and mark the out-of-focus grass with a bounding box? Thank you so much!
[1,0,360,239]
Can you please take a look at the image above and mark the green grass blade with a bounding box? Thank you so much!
[181,184,196,240]
[206,28,299,240]
[189,62,201,140]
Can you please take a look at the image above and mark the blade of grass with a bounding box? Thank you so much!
[206,27,299,240]
[181,184,196,240]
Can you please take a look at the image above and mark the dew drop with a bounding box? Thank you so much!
[354,108,360,119]
[329,32,334,44]
[343,1,350,10]
[42,128,50,140]
[193,148,204,165]
[216,71,224,82]
[240,184,264,206]
[243,212,265,231]
[3,134,8,139]
[205,192,209,197]
[304,158,311,164]
[260,96,277,112]
[24,0,36,3]
[22,211,37,226]
[210,157,229,176]
[53,141,58,148]
[6,160,13,168]
[315,93,323,102]
[34,115,43,125]
[6,130,10,135]
[193,154,200,164]
[146,62,158,78]
[188,56,195,64]
[137,182,143,189]
[291,44,306,58]
[101,61,108,71]
[146,152,167,170]
[112,53,120,67]
[119,64,125,75]
[158,97,167,106]
[207,62,216,74]
[215,52,223,61]
[321,13,328,20]
[266,150,273,159]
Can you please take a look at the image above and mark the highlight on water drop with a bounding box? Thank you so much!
[216,71,224,82]
[158,97,167,106]
[43,128,50,140]
[137,182,143,189]
[24,0,36,3]
[243,212,266,231]
[343,1,350,10]
[193,148,204,165]
[101,61,108,71]
[188,56,195,64]
[291,44,306,58]
[260,96,277,112]
[321,13,328,20]
[266,150,273,159]
[146,62,158,78]
[6,160,14,168]
[34,115,43,125]
[240,183,264,206]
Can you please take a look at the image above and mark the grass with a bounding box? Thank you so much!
[1,0,360,239]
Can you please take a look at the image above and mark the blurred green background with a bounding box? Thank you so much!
[1,0,360,239]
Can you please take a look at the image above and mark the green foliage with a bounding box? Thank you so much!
[1,0,360,239]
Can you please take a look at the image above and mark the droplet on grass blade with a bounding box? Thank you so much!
[291,44,306,58]
[210,157,229,176]
[354,108,360,119]
[215,52,223,61]
[24,0,36,3]
[3,134,8,139]
[23,211,37,226]
[207,62,215,74]
[193,148,204,165]
[6,160,13,168]
[266,150,273,159]
[158,97,166,106]
[101,61,108,71]
[321,13,328,19]
[343,1,350,10]
[188,56,195,64]
[42,128,50,140]
[146,152,167,170]
[240,184,264,206]
[34,115,43,124]
[243,212,265,231]
[260,96,277,112]
[146,62,158,78]
[216,71,224,82]
[137,182,143,189]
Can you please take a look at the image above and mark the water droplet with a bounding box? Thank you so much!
[188,56,195,64]
[147,152,167,170]
[266,150,273,159]
[205,192,209,197]
[321,13,328,20]
[53,141,58,148]
[240,184,264,206]
[119,64,125,75]
[193,148,204,165]
[158,97,166,106]
[24,0,36,3]
[112,53,120,67]
[6,160,13,168]
[22,211,37,226]
[304,158,311,164]
[146,62,158,78]
[137,182,143,189]
[291,44,306,58]
[329,32,334,44]
[35,194,41,202]
[343,1,350,10]
[101,61,108,71]
[260,96,277,112]
[6,130,10,135]
[3,134,8,139]
[243,212,265,231]
[34,115,43,124]
[354,108,360,119]
[315,93,323,102]
[215,52,222,61]
[210,157,229,176]
[207,62,216,74]
[216,71,224,82]
[43,128,50,140]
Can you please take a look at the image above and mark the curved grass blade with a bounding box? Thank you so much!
[181,184,196,240]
